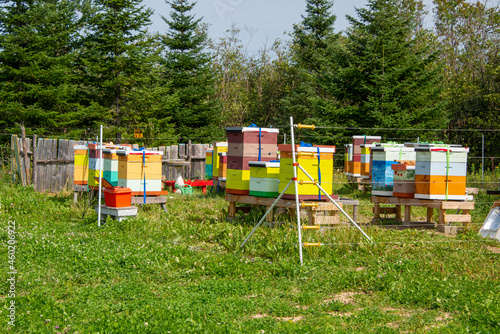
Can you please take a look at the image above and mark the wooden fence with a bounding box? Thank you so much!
[11,133,209,193]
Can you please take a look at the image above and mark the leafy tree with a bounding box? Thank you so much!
[320,0,447,143]
[434,0,500,168]
[0,0,84,136]
[161,0,220,141]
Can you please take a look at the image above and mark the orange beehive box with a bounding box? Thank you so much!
[103,187,132,208]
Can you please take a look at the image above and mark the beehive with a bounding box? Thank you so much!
[225,127,278,195]
[249,161,280,198]
[87,143,104,188]
[371,145,415,196]
[360,144,377,179]
[351,136,381,177]
[345,144,353,176]
[205,148,213,179]
[74,145,89,185]
[392,163,416,198]
[278,144,336,201]
[117,150,163,193]
[414,146,468,200]
[212,142,228,180]
[102,148,120,187]
[218,152,227,180]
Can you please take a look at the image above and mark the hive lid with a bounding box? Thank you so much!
[249,161,280,168]
[213,142,228,147]
[352,135,382,140]
[278,144,336,153]
[415,147,469,153]
[226,127,279,133]
[74,145,88,150]
[104,186,132,194]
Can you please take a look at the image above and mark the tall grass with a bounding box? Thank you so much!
[0,168,499,333]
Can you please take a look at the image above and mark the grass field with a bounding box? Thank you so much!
[1,168,499,333]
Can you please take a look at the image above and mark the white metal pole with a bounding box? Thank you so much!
[97,125,103,227]
[290,117,304,265]
[240,180,293,248]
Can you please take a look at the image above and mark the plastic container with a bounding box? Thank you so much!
[104,187,132,208]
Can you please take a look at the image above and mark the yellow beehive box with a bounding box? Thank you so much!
[278,145,335,200]
[212,142,228,178]
[226,168,251,195]
[74,145,89,185]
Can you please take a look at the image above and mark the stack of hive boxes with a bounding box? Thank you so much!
[344,144,352,176]
[392,162,416,198]
[74,145,89,186]
[102,145,131,187]
[249,161,280,198]
[117,150,163,193]
[279,144,337,201]
[212,142,228,183]
[371,144,415,196]
[88,143,104,189]
[205,148,213,179]
[360,143,380,179]
[414,146,469,200]
[226,127,278,195]
[350,136,381,178]
[218,152,227,181]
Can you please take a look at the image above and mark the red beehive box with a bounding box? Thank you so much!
[104,187,132,208]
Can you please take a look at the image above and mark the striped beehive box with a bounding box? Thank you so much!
[88,143,104,188]
[249,161,280,198]
[360,144,378,179]
[344,144,353,176]
[278,144,336,201]
[371,145,415,196]
[117,150,163,193]
[74,145,89,185]
[212,142,228,181]
[205,148,213,179]
[414,146,469,200]
[392,163,416,198]
[351,136,381,177]
[218,152,227,180]
[226,127,278,195]
[102,146,132,187]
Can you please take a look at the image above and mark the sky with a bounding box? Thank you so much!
[143,0,435,54]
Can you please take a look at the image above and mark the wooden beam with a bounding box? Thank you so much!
[441,201,475,210]
[21,126,30,184]
[444,214,471,223]
[32,134,37,187]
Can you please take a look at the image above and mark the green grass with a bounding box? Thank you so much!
[0,169,499,333]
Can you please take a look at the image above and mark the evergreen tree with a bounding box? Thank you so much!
[283,0,338,124]
[0,0,84,136]
[82,0,176,140]
[320,0,447,142]
[161,0,220,141]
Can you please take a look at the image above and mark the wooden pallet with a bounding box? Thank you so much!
[371,196,474,235]
[226,193,359,225]
[346,175,371,193]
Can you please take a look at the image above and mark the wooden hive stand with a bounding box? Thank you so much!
[226,193,359,225]
[371,195,475,235]
[347,175,371,193]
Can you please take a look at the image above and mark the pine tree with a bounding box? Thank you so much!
[161,0,219,141]
[283,0,338,124]
[81,0,176,140]
[321,0,447,141]
[0,0,84,136]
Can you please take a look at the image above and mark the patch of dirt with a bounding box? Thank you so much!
[487,246,500,254]
[251,313,268,319]
[244,294,258,299]
[323,291,365,304]
[275,316,304,322]
[294,305,310,310]
[326,311,352,317]
[435,312,453,322]
[355,267,364,271]
[382,307,412,317]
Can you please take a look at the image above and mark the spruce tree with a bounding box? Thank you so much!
[81,0,176,140]
[283,0,338,124]
[321,0,447,141]
[0,0,84,136]
[161,0,219,140]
